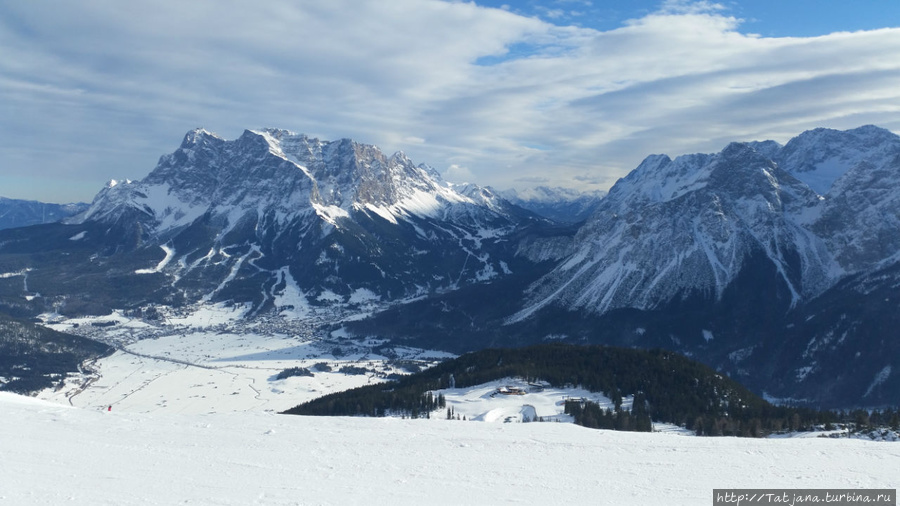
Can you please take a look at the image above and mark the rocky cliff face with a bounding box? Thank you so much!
[59,128,547,313]
[499,125,900,408]
[514,126,900,321]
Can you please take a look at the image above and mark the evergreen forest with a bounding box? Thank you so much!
[283,344,859,436]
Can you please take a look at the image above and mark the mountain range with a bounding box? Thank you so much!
[1,125,898,408]
[506,125,900,408]
[499,186,604,223]
[350,125,900,408]
[0,197,87,231]
[0,128,552,318]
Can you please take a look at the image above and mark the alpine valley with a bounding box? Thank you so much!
[1,126,899,409]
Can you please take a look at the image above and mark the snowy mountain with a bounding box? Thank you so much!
[3,125,899,409]
[774,124,900,195]
[516,146,821,318]
[2,128,549,316]
[75,128,518,238]
[501,125,900,407]
[0,197,87,230]
[353,126,900,408]
[512,126,899,316]
[498,186,605,223]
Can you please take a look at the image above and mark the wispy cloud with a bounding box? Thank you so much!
[514,176,551,184]
[657,0,726,15]
[1,0,898,202]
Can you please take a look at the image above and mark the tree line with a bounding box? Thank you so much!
[284,343,861,436]
[0,313,113,393]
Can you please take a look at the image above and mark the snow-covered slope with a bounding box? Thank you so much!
[495,125,900,408]
[432,377,629,424]
[75,129,505,236]
[774,125,900,195]
[58,128,544,311]
[4,392,897,506]
[515,126,900,319]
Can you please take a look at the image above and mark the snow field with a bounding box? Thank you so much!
[3,392,898,506]
[38,329,422,414]
[23,303,899,504]
[432,378,632,424]
[39,303,454,415]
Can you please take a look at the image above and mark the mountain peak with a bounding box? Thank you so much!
[720,141,757,158]
[254,127,299,138]
[775,125,900,195]
[76,128,524,235]
[105,178,133,188]
[180,128,223,149]
[59,126,537,311]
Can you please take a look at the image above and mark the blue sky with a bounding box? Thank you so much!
[476,0,897,37]
[2,0,899,203]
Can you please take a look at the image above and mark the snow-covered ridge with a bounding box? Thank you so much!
[72,128,506,236]
[62,127,533,310]
[501,186,605,203]
[774,124,900,195]
[515,125,900,318]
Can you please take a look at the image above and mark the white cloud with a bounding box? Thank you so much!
[1,0,899,202]
[539,8,566,19]
[443,164,475,184]
[658,0,726,15]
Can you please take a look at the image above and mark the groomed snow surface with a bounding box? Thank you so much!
[4,392,898,506]
[8,305,898,505]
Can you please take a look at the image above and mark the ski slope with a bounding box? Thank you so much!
[20,307,899,504]
[3,392,898,506]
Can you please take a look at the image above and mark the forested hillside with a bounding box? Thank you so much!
[284,344,838,436]
[0,314,113,393]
